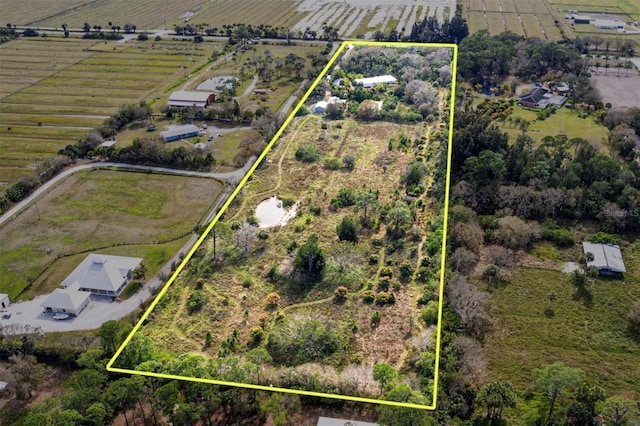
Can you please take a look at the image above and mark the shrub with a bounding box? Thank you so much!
[295,142,321,162]
[342,154,356,170]
[242,278,252,288]
[187,290,207,313]
[369,254,379,265]
[336,216,360,242]
[250,326,264,345]
[399,260,413,278]
[258,230,269,240]
[379,266,393,278]
[371,311,382,327]
[421,301,439,326]
[375,291,396,305]
[281,197,296,208]
[323,157,341,170]
[137,33,148,41]
[330,188,356,209]
[334,286,348,302]
[266,317,347,365]
[266,292,281,308]
[286,240,298,253]
[309,205,322,216]
[195,278,205,289]
[589,232,619,245]
[362,290,375,303]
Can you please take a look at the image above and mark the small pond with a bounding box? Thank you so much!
[197,76,239,92]
[255,197,298,228]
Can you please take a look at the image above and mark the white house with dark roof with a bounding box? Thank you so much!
[41,289,91,316]
[61,253,143,298]
[582,242,626,276]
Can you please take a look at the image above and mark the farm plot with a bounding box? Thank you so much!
[291,0,455,38]
[0,0,89,26]
[521,14,546,39]
[487,12,506,34]
[0,169,223,300]
[468,11,489,33]
[0,36,214,186]
[0,38,96,98]
[29,0,208,31]
[188,0,303,31]
[504,13,526,36]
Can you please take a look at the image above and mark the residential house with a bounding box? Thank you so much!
[582,242,626,276]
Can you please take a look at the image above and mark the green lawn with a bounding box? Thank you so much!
[0,169,223,300]
[500,107,609,149]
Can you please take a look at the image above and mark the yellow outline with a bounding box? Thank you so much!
[108,40,458,411]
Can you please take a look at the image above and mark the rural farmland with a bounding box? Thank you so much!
[2,0,457,39]
[0,36,220,185]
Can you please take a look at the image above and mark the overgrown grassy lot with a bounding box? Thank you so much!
[134,107,447,399]
[0,169,223,300]
[479,237,640,423]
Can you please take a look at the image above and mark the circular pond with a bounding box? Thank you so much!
[255,197,298,228]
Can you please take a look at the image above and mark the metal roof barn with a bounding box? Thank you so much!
[160,124,200,142]
[168,91,215,107]
[582,242,626,275]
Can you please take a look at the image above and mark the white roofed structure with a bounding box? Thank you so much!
[61,253,143,298]
[354,75,397,88]
[582,242,626,275]
[41,289,91,316]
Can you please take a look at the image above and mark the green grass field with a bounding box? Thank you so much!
[499,107,609,149]
[0,169,223,300]
[481,254,640,421]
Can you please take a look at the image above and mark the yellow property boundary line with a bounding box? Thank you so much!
[108,40,458,411]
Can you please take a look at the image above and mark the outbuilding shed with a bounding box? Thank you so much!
[314,101,328,113]
[354,75,397,88]
[160,124,200,142]
[582,242,626,276]
[41,289,90,316]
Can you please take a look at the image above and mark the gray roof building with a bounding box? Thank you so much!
[62,253,143,297]
[582,242,626,275]
[317,417,379,426]
[159,124,200,142]
[41,289,91,316]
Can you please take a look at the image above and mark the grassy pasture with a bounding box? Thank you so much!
[468,11,489,33]
[504,14,526,36]
[499,107,609,148]
[480,258,640,410]
[0,169,223,300]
